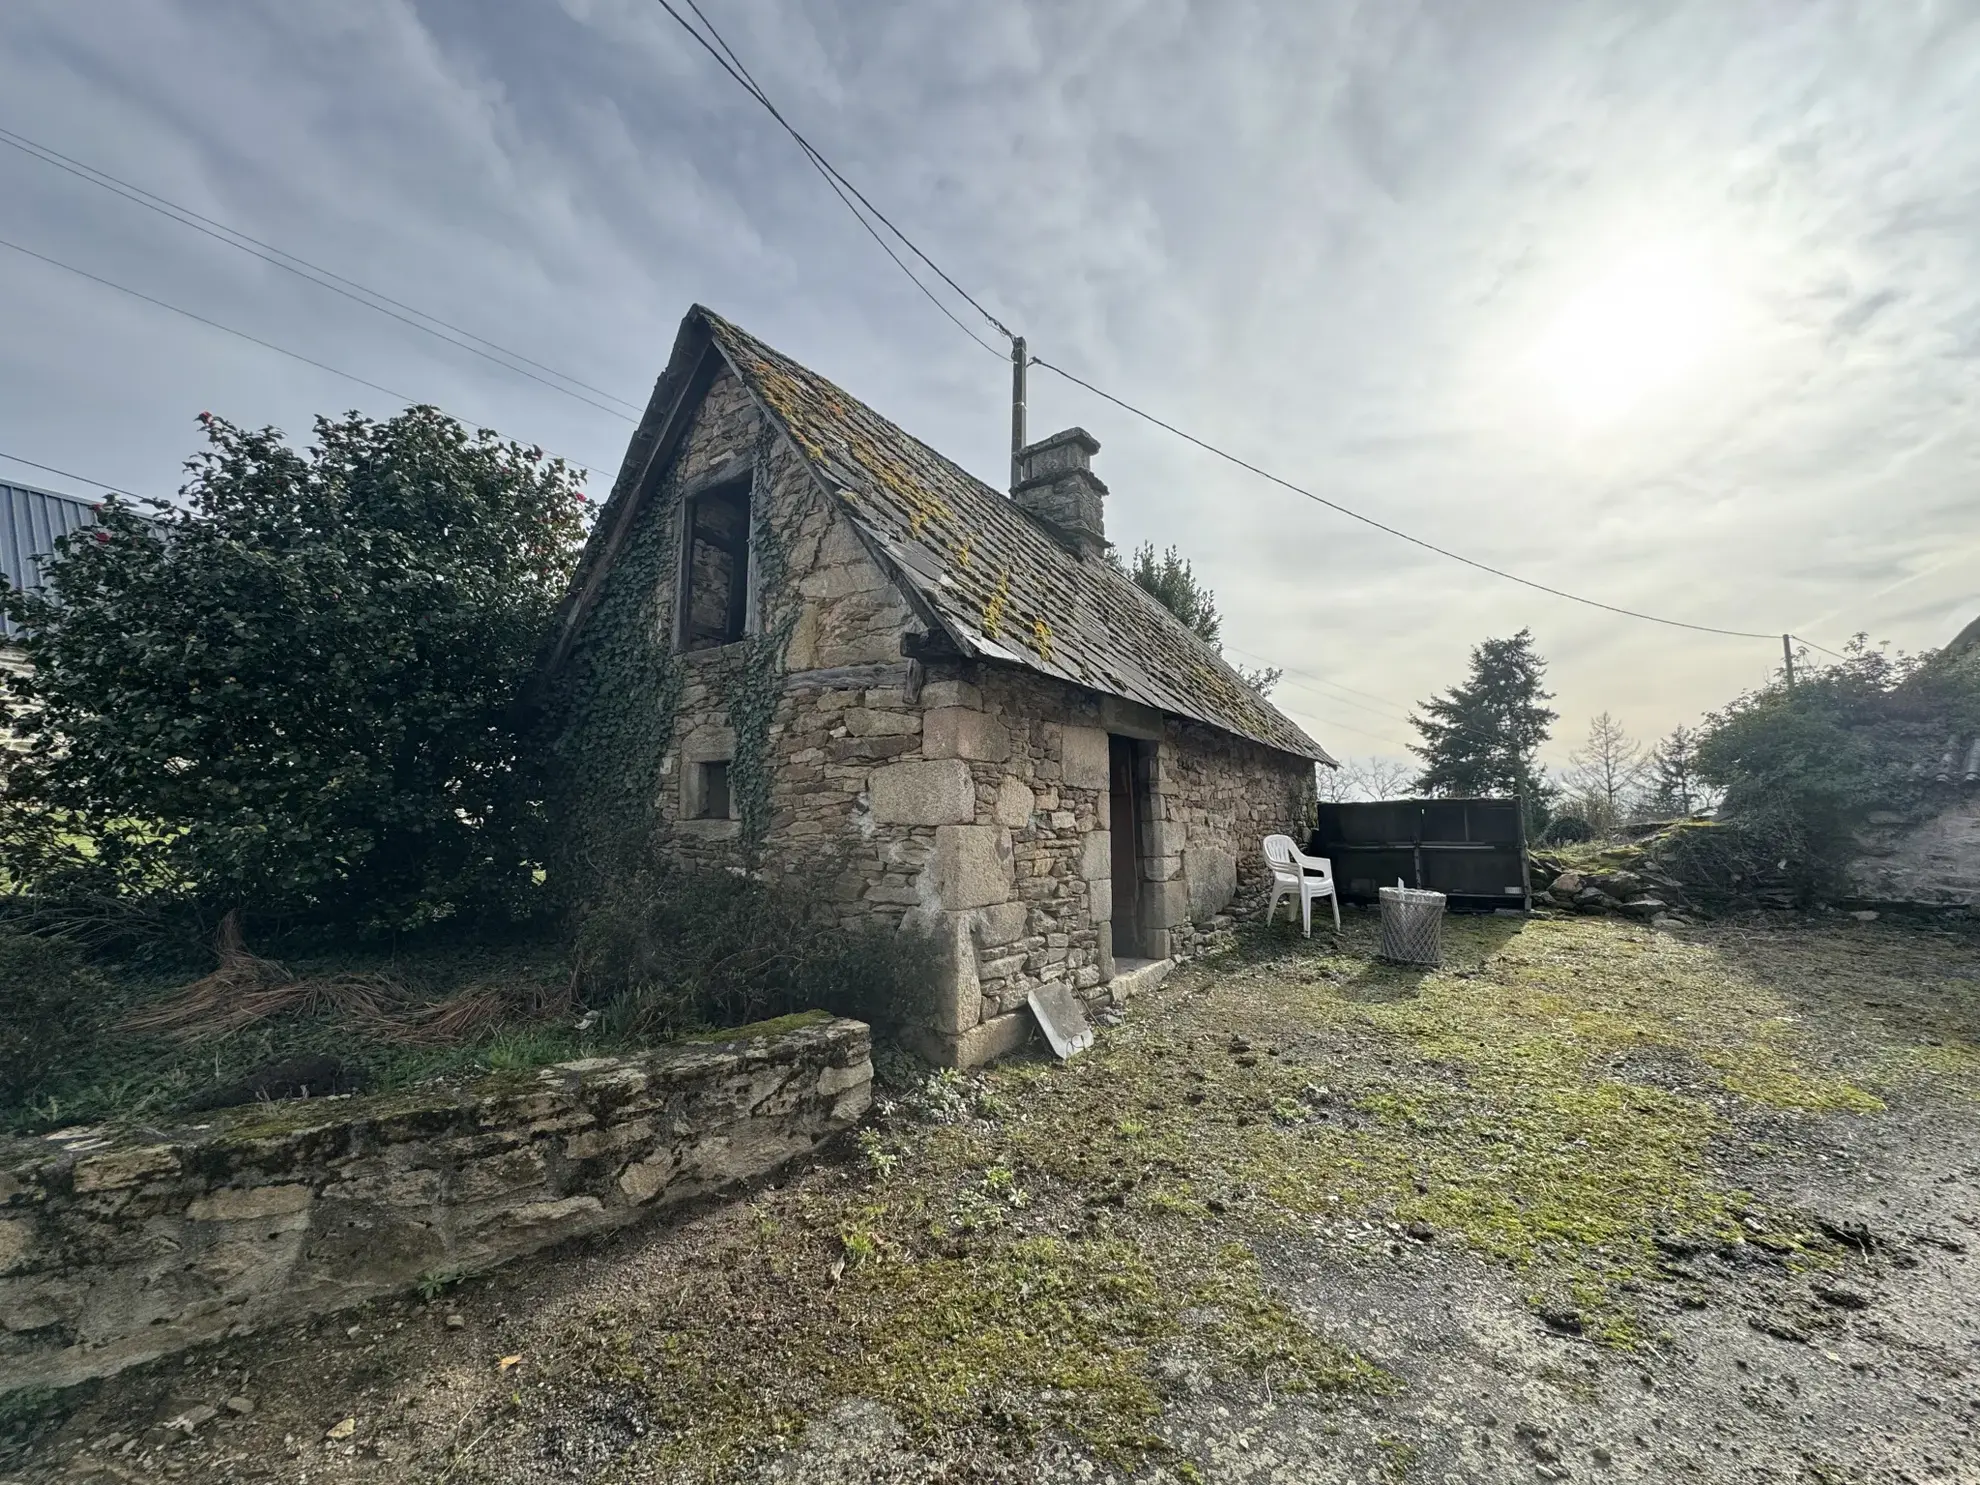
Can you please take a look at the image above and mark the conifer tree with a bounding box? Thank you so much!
[1646,724,1711,816]
[1410,629,1557,827]
[1114,541,1281,696]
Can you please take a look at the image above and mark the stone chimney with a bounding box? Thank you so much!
[1012,428,1107,559]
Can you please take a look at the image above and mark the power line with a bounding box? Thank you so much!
[674,0,1001,359]
[1266,681,1416,737]
[650,0,1009,355]
[1031,354,1787,643]
[1222,642,1416,719]
[0,127,646,421]
[651,5,1844,650]
[1275,701,1414,753]
[0,451,142,499]
[1231,663,1416,731]
[1791,634,1852,661]
[0,235,614,474]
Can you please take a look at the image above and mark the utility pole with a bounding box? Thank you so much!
[1009,335,1027,491]
[1782,633,1795,690]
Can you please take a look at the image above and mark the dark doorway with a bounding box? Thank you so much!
[1108,735,1150,959]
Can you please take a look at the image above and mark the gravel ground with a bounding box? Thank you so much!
[5,912,1976,1485]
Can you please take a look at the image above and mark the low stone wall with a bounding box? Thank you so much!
[0,1015,872,1395]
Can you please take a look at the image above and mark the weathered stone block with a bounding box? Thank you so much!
[454,1147,550,1203]
[900,1007,1035,1068]
[973,899,1030,948]
[869,759,975,825]
[1184,846,1238,923]
[845,707,922,738]
[1089,878,1113,923]
[0,1016,872,1396]
[564,1119,655,1162]
[816,1059,873,1098]
[71,1146,178,1193]
[1061,726,1110,789]
[499,1196,606,1231]
[932,825,1014,909]
[617,1153,677,1205]
[923,707,1010,762]
[1147,876,1191,927]
[921,679,981,710]
[994,776,1035,827]
[918,911,983,1035]
[184,1184,313,1223]
[1079,830,1112,881]
[0,1219,33,1276]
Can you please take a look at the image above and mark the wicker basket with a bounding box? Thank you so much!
[1378,885,1446,967]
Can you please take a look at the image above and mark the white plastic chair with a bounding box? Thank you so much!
[1263,834,1340,936]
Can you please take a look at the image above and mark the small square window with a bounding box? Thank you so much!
[695,760,732,820]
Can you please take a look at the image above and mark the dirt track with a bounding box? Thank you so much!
[7,912,1977,1484]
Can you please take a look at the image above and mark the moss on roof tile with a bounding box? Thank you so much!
[696,307,1331,762]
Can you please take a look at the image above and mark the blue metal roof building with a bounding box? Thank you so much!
[1,479,100,641]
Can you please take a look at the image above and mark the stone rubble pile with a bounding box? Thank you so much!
[1527,852,1696,925]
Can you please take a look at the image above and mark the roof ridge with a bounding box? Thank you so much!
[689,306,1331,763]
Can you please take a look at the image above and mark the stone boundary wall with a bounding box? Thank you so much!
[0,1016,872,1396]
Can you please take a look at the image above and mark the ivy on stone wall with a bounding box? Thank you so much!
[722,433,802,864]
[545,477,684,902]
[548,426,813,891]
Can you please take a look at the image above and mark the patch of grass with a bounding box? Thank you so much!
[516,912,1968,1475]
[1866,1040,1980,1099]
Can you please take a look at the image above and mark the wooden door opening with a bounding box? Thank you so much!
[1108,734,1151,960]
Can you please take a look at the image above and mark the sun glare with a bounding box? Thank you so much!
[1531,247,1729,424]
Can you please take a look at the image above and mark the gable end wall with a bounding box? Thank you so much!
[600,364,1317,1065]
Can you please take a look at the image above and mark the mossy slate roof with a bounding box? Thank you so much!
[589,306,1332,764]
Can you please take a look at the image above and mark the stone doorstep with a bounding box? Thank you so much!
[1106,956,1173,1003]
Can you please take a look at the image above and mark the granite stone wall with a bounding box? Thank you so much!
[0,1017,871,1396]
[616,361,1317,1065]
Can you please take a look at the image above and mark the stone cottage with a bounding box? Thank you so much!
[542,306,1332,1064]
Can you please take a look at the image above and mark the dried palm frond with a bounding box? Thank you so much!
[121,915,427,1043]
[120,910,301,1040]
[374,984,514,1046]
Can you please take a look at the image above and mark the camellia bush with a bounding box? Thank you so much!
[0,407,589,931]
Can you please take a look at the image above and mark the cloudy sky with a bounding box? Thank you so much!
[3,0,1976,770]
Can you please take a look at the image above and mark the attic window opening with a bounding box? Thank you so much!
[681,479,752,650]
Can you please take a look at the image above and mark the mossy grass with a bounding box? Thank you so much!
[525,910,1976,1477]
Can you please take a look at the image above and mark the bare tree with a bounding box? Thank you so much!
[1318,757,1419,802]
[1316,762,1357,803]
[1352,757,1418,800]
[1565,712,1644,837]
